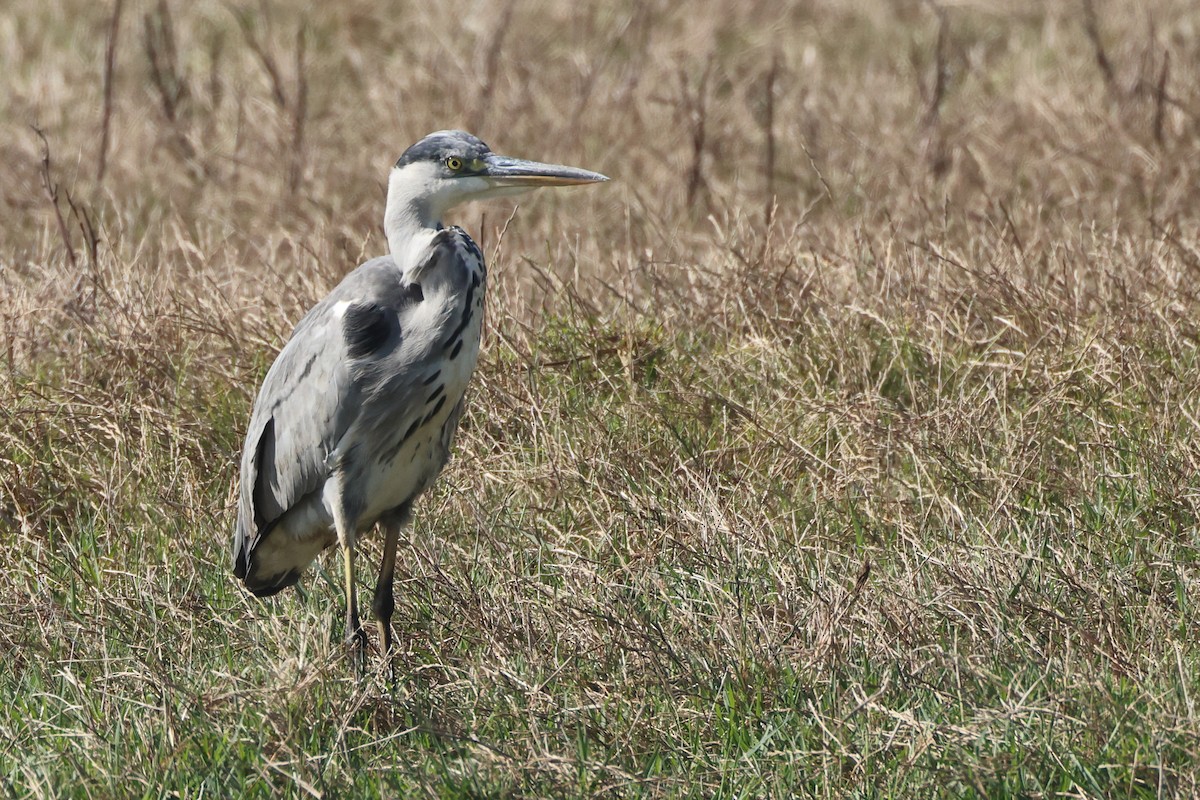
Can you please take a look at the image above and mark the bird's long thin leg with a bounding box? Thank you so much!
[372,519,401,658]
[373,502,410,665]
[342,538,367,673]
[331,485,366,674]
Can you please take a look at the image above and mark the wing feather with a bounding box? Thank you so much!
[233,292,356,574]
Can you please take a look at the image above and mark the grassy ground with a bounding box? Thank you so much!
[4,0,1200,796]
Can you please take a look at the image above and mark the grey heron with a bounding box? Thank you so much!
[232,130,607,666]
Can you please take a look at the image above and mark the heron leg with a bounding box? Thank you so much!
[372,522,399,658]
[372,502,411,663]
[342,539,367,673]
[332,489,367,674]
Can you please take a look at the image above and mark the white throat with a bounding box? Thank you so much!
[384,162,446,274]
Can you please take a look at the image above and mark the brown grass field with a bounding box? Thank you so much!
[3,0,1200,796]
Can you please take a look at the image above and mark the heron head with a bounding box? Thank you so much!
[387,130,609,226]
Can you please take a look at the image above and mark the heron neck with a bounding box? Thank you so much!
[385,204,440,266]
[384,168,448,274]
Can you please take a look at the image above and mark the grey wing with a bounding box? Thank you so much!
[232,296,357,578]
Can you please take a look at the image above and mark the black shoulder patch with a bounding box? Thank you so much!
[400,282,424,304]
[343,302,395,360]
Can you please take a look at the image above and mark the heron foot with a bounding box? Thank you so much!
[345,625,369,676]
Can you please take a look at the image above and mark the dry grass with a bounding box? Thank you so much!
[3,0,1200,796]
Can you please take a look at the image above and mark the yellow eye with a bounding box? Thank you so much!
[446,157,463,171]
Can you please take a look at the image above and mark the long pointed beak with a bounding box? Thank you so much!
[484,155,609,187]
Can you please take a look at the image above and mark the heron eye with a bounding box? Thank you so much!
[445,157,463,171]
